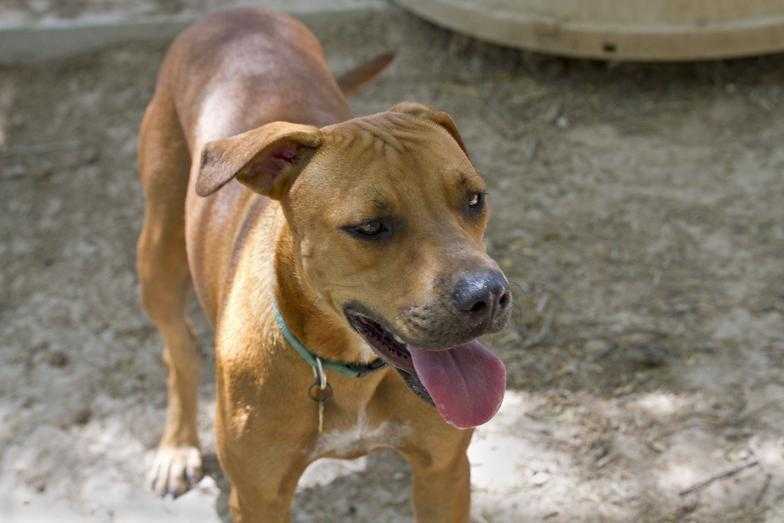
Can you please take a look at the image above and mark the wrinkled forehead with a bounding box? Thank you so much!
[324,111,456,160]
[290,112,481,215]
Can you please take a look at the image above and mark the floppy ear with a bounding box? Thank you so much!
[390,102,468,155]
[195,122,322,199]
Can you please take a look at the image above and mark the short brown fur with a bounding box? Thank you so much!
[138,8,507,522]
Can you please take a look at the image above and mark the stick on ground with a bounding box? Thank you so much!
[678,460,760,497]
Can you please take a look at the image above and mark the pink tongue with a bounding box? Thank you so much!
[409,341,506,429]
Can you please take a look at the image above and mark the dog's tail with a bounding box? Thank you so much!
[336,52,395,97]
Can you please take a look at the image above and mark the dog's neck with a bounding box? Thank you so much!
[271,221,377,365]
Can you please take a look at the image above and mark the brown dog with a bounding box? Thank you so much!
[137,8,512,522]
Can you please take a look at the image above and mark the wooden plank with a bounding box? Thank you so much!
[396,0,784,60]
[0,2,388,65]
[0,17,193,64]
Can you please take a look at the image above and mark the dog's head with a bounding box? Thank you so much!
[197,103,511,428]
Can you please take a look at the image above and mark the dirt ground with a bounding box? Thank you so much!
[2,2,784,522]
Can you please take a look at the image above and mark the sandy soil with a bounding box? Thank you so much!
[1,3,783,522]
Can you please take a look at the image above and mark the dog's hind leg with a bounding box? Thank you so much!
[137,88,203,498]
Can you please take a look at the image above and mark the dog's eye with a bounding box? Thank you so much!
[467,191,486,213]
[357,221,383,235]
[344,219,391,240]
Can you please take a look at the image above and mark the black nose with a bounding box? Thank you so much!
[452,270,511,323]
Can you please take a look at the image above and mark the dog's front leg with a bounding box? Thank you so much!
[214,366,312,523]
[402,436,472,523]
[217,420,308,523]
[227,481,301,523]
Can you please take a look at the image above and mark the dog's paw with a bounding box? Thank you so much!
[147,446,203,498]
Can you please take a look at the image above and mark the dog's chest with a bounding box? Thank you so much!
[311,410,408,459]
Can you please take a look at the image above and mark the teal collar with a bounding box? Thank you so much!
[272,302,387,378]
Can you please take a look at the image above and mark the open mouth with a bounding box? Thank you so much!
[345,306,507,429]
[346,313,415,371]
